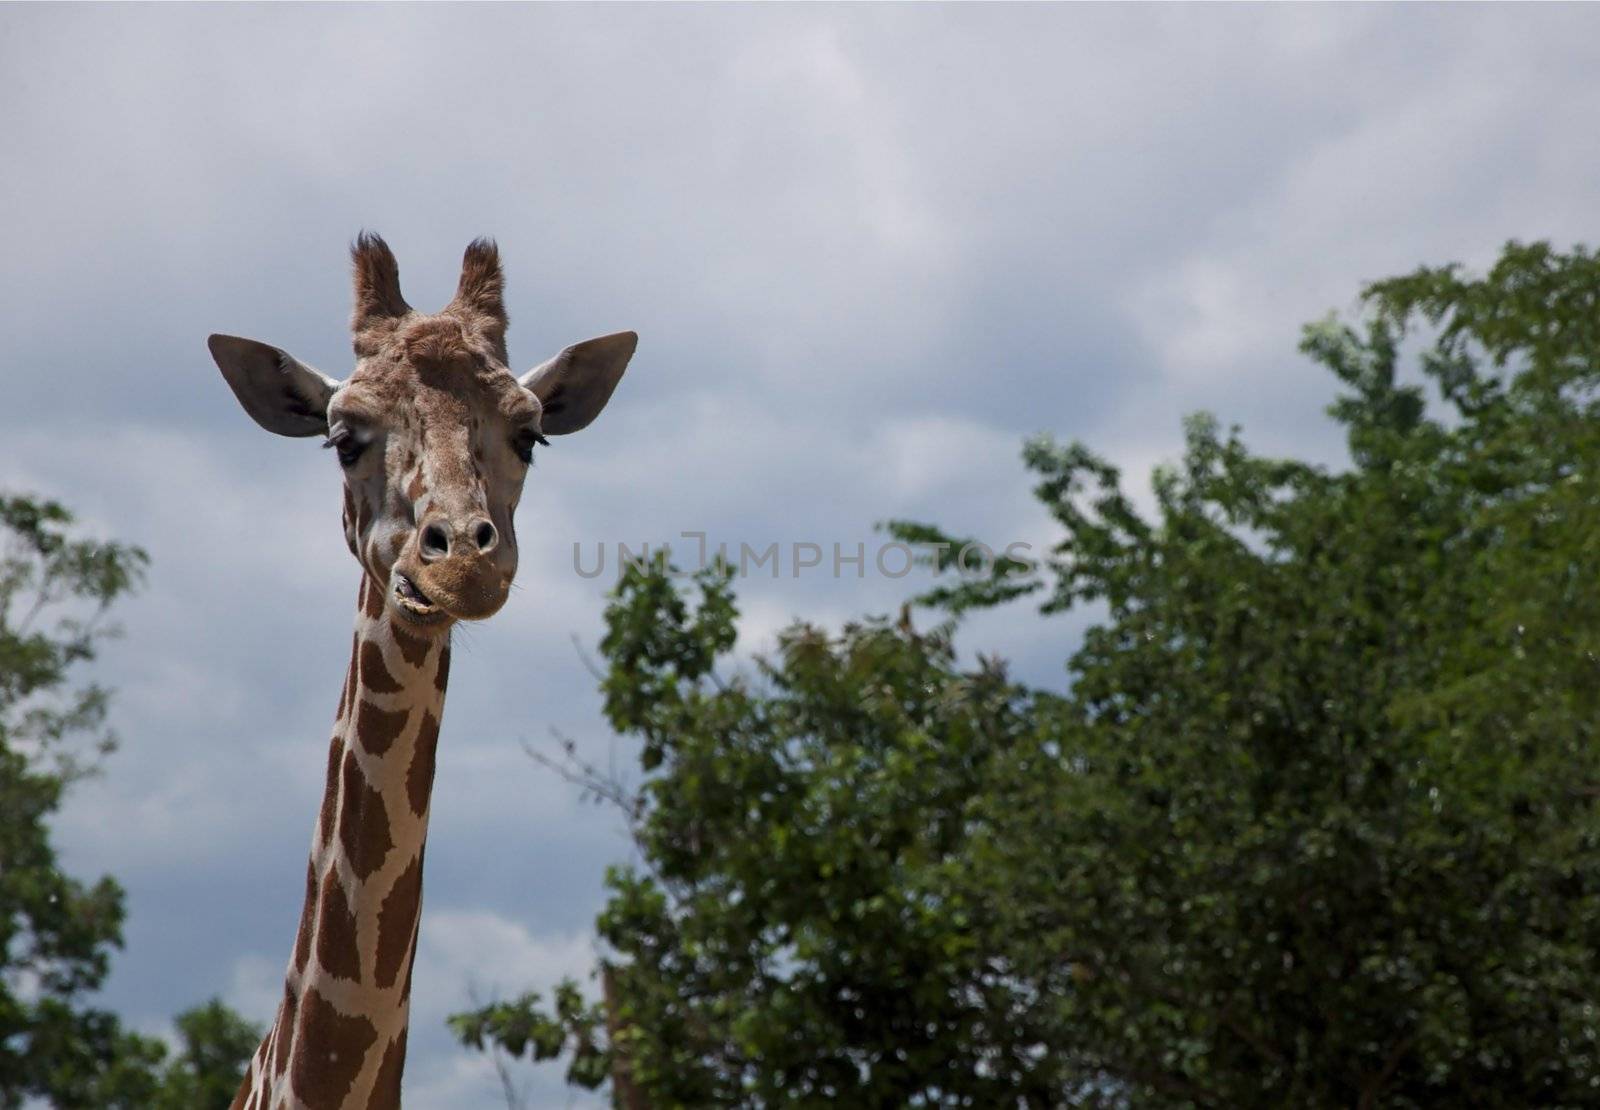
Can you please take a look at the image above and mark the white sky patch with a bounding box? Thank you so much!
[416,912,598,1015]
[225,952,288,1031]
[401,1051,604,1110]
[407,914,607,1110]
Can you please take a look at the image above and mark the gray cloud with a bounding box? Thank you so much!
[5,5,1600,1106]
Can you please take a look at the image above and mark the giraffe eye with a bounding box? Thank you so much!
[512,427,549,464]
[323,427,367,468]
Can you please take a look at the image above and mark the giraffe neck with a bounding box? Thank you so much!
[234,575,451,1110]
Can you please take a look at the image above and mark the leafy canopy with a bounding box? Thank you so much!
[0,495,258,1108]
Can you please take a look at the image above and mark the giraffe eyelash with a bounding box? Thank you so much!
[322,427,367,468]
[513,427,549,464]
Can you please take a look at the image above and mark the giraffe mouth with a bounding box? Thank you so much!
[392,573,446,622]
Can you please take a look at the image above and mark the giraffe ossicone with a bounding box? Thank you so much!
[210,234,636,1109]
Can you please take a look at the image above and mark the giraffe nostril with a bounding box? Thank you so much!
[473,520,497,554]
[420,522,451,562]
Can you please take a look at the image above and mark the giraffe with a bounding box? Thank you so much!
[207,233,637,1108]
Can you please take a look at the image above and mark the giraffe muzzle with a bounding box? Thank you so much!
[394,573,442,616]
[394,553,512,624]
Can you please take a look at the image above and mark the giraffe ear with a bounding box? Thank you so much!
[519,331,638,436]
[208,334,341,438]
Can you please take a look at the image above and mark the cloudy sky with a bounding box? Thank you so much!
[4,4,1599,1107]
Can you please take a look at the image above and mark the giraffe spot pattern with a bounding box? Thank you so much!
[336,635,358,719]
[289,986,378,1108]
[375,854,422,989]
[370,1028,407,1109]
[317,738,341,850]
[391,626,430,668]
[401,920,419,1001]
[294,860,317,973]
[361,575,385,620]
[273,981,299,1074]
[360,638,402,694]
[354,698,409,756]
[338,749,394,881]
[343,641,359,721]
[315,870,363,983]
[407,710,440,818]
[435,644,451,693]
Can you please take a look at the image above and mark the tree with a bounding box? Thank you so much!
[146,998,266,1110]
[39,997,264,1110]
[0,496,259,1107]
[456,555,1059,1106]
[454,241,1600,1107]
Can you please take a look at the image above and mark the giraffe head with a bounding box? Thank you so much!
[209,233,635,632]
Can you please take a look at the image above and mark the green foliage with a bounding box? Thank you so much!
[37,998,261,1110]
[449,982,610,1091]
[0,497,257,1107]
[0,494,147,1105]
[458,557,1061,1105]
[146,998,265,1110]
[455,241,1600,1107]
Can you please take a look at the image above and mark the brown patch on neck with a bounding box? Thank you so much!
[391,625,431,668]
[407,710,441,818]
[317,737,341,849]
[337,635,358,719]
[435,644,451,693]
[338,749,394,881]
[369,1028,408,1109]
[400,922,419,1001]
[294,858,317,972]
[360,639,402,694]
[361,575,386,620]
[314,870,363,983]
[273,982,298,1074]
[354,698,409,756]
[374,854,423,989]
[290,986,379,1106]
